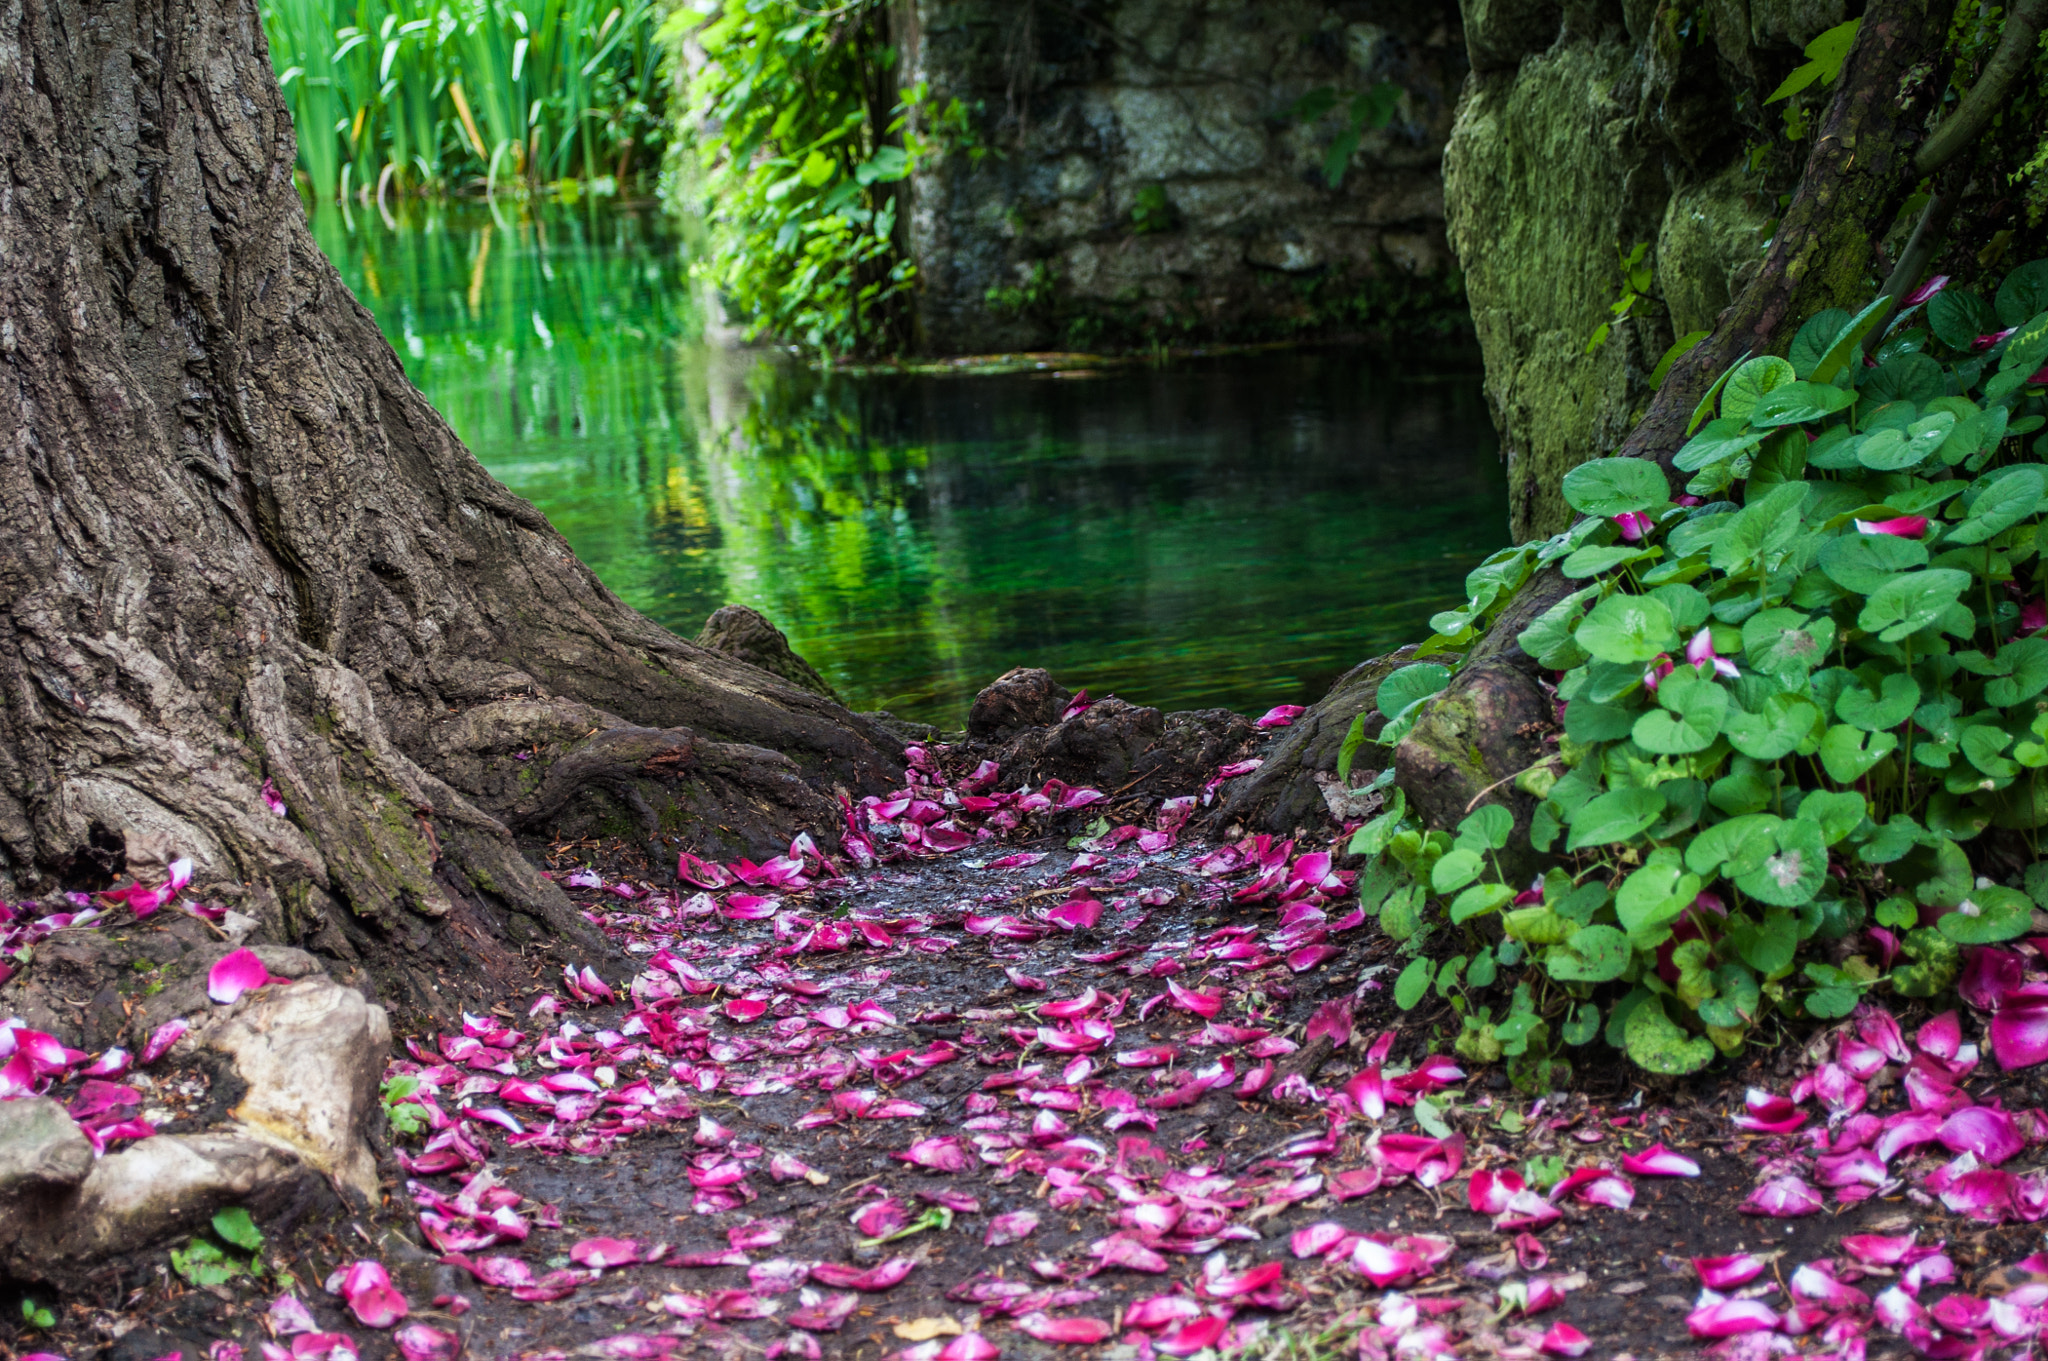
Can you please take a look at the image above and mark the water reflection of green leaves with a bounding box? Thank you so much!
[310,206,1508,728]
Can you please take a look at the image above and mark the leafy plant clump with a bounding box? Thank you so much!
[664,0,986,358]
[382,1072,431,1135]
[1356,258,2048,1081]
[170,1207,271,1287]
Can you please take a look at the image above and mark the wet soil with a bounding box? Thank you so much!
[8,831,2047,1361]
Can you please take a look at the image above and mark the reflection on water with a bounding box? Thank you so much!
[315,203,1511,727]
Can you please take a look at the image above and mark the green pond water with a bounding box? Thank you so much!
[314,202,1510,727]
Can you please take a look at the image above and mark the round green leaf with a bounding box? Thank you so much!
[1685,812,1782,876]
[1575,593,1678,666]
[1624,997,1715,1074]
[1378,664,1453,721]
[1561,1003,1601,1046]
[1819,723,1899,782]
[1790,308,1853,375]
[1561,458,1671,517]
[1859,353,1946,408]
[1948,467,2044,545]
[1741,608,1835,677]
[1854,414,1953,471]
[1723,691,1823,761]
[1733,820,1828,908]
[1393,957,1434,1010]
[1835,672,1920,731]
[1616,858,1700,944]
[1748,381,1858,426]
[1458,804,1515,851]
[1721,356,1797,423]
[1561,545,1653,579]
[1633,670,1729,754]
[1674,417,1768,472]
[1544,924,1631,982]
[1818,531,1927,593]
[1929,288,1993,350]
[1995,259,2048,328]
[1805,986,1861,1018]
[1696,962,1761,1029]
[1796,790,1868,844]
[1857,568,1971,642]
[1934,885,2034,944]
[1450,882,1515,923]
[1431,848,1485,894]
[1565,786,1667,850]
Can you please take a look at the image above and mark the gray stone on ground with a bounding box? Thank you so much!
[199,975,391,1202]
[694,605,841,702]
[0,1095,93,1197]
[5,1132,319,1278]
[0,938,392,1282]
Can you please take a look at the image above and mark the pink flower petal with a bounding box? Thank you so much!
[1839,1233,1919,1266]
[393,1325,459,1361]
[1350,1237,1427,1288]
[1469,1168,1526,1215]
[207,948,272,1005]
[810,1258,915,1291]
[1045,897,1102,931]
[1917,1011,1962,1059]
[1991,985,2048,1070]
[1739,1176,1823,1217]
[1939,1168,2018,1221]
[1013,1314,1110,1344]
[1938,1105,2025,1165]
[1289,1222,1353,1259]
[1693,1255,1767,1290]
[1688,1297,1782,1338]
[336,1261,408,1329]
[1961,948,2026,1012]
[986,1212,1039,1247]
[1493,1188,1563,1231]
[1538,1322,1591,1357]
[569,1238,643,1269]
[1549,1166,1633,1210]
[1619,1143,1700,1177]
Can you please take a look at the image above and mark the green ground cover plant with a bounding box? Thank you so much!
[1355,259,2048,1083]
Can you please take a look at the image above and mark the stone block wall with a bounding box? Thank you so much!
[895,0,1471,354]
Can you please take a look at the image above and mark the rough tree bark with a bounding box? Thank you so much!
[1623,0,1940,473]
[0,0,904,1016]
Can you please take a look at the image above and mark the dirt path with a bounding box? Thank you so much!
[21,817,2048,1361]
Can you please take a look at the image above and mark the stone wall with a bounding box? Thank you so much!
[1443,0,1841,538]
[895,0,1471,354]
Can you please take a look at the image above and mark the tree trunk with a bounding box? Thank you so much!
[0,0,905,1016]
[1622,0,1941,473]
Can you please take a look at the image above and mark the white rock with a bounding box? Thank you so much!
[200,975,390,1203]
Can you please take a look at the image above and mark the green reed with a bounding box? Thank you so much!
[260,0,667,202]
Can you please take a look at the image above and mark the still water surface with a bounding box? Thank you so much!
[315,203,1510,726]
